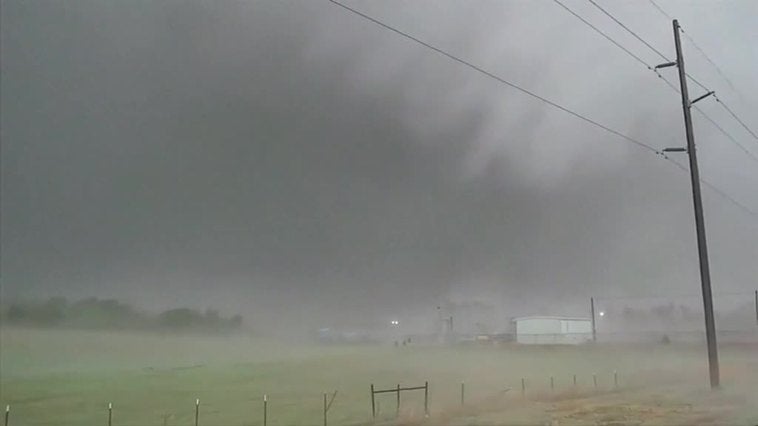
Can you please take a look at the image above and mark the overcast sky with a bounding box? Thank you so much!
[2,0,756,329]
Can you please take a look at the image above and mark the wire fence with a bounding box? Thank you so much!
[2,371,633,426]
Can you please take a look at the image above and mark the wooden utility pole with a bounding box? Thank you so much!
[658,19,719,389]
[590,297,597,342]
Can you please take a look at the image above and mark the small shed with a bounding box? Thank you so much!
[512,316,592,345]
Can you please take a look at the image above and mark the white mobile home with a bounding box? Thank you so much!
[512,316,592,345]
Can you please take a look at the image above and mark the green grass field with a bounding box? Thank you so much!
[1,327,757,425]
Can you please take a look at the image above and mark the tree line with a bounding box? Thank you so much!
[0,297,243,332]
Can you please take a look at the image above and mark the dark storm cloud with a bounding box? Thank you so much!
[1,0,756,328]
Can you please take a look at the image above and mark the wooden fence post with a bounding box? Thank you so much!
[395,384,400,418]
[593,373,597,388]
[194,399,199,426]
[550,376,554,391]
[108,402,112,426]
[5,405,9,426]
[323,390,337,426]
[460,382,465,406]
[521,378,525,397]
[370,384,375,418]
[424,381,429,416]
[614,370,618,388]
[263,395,267,426]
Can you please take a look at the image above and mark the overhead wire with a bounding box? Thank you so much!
[649,0,741,95]
[683,33,741,95]
[551,0,652,70]
[646,0,758,145]
[555,0,758,163]
[326,0,758,220]
[588,0,668,61]
[328,0,661,155]
[584,0,707,92]
[563,0,758,210]
[595,290,754,302]
[715,96,758,141]
[664,157,758,217]
[693,108,758,163]
[647,0,673,21]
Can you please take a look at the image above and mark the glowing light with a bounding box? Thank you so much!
[599,311,605,317]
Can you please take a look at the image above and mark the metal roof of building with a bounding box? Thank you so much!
[511,316,591,322]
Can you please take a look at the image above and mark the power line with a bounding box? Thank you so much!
[683,31,740,95]
[587,0,668,61]
[692,106,758,164]
[327,0,757,220]
[551,0,678,99]
[715,96,758,141]
[648,0,741,95]
[328,0,660,155]
[665,157,758,218]
[646,0,758,143]
[555,0,758,164]
[583,0,707,92]
[556,0,713,96]
[648,0,673,20]
[596,291,753,302]
[683,68,711,93]
[551,0,652,70]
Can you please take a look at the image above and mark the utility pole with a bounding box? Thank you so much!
[657,19,719,389]
[590,297,596,342]
[754,290,757,326]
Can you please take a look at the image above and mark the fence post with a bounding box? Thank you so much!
[424,381,429,417]
[370,384,375,418]
[194,399,199,426]
[5,405,9,426]
[614,370,618,388]
[550,376,554,391]
[593,373,597,389]
[108,402,112,426]
[573,374,577,386]
[396,384,400,418]
[263,395,267,426]
[460,382,465,406]
[323,393,327,426]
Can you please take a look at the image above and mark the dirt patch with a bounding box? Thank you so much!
[541,388,747,426]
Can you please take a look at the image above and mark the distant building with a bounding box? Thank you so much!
[512,316,592,345]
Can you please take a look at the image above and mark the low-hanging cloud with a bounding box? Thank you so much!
[1,0,756,331]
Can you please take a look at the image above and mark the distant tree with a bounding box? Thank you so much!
[229,314,243,329]
[204,309,221,330]
[66,298,143,329]
[3,298,66,326]
[651,302,676,321]
[6,304,27,323]
[158,308,204,330]
[2,297,243,333]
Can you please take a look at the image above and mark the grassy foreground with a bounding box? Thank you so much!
[1,327,756,425]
